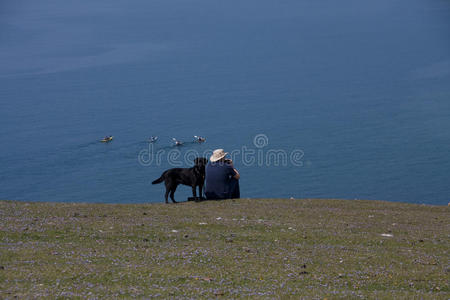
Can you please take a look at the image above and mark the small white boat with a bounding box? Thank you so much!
[194,135,206,143]
[100,136,113,143]
[172,138,183,146]
[149,136,158,143]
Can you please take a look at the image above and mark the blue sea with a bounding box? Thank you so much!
[1,0,449,205]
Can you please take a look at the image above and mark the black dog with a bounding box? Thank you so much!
[152,157,208,203]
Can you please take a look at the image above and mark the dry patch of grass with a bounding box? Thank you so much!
[0,198,449,298]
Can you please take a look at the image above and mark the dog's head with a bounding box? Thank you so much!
[193,157,208,179]
[194,157,208,167]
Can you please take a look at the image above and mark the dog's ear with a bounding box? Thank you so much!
[194,157,207,166]
[199,157,207,165]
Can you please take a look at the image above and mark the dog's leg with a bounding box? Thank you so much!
[198,184,203,199]
[169,186,178,203]
[164,189,169,204]
[192,186,197,198]
[164,180,173,204]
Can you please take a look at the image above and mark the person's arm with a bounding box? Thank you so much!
[233,168,240,180]
[226,159,240,180]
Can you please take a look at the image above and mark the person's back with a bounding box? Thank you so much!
[205,162,235,200]
[205,149,240,200]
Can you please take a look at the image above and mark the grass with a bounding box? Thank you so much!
[0,198,449,298]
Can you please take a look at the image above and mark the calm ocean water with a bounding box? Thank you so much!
[1,0,449,205]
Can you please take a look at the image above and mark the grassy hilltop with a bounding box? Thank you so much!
[0,199,449,298]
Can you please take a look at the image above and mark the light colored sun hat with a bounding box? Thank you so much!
[210,149,228,162]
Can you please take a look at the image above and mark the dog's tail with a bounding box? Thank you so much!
[152,175,164,185]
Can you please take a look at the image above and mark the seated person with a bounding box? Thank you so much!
[205,149,240,200]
